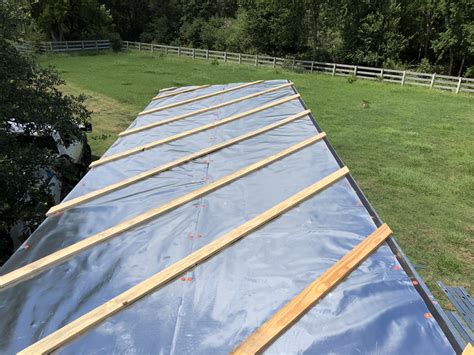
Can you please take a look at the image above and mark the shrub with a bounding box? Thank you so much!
[347,75,357,84]
[109,33,122,52]
[281,58,294,70]
[417,58,433,73]
[293,62,305,73]
[383,58,405,70]
[465,66,474,78]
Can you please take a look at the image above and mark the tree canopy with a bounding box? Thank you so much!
[0,1,91,264]
[23,0,474,75]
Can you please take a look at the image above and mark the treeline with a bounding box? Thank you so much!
[29,0,474,76]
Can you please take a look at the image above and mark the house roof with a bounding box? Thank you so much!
[0,80,461,354]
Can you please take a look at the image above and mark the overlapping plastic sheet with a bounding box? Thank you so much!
[0,80,456,354]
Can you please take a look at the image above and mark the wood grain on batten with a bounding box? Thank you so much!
[151,84,211,101]
[90,93,300,168]
[1,133,326,290]
[47,110,311,216]
[232,223,393,355]
[120,82,294,137]
[138,80,264,116]
[18,167,349,355]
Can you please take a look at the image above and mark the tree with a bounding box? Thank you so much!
[398,0,439,64]
[31,0,116,41]
[431,0,474,75]
[100,0,152,41]
[139,1,182,44]
[0,1,91,264]
[340,0,406,66]
[304,0,342,61]
[236,0,307,56]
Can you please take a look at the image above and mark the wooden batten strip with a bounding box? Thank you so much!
[47,110,311,216]
[120,82,294,137]
[463,343,474,355]
[1,133,326,290]
[152,84,211,101]
[18,167,349,355]
[232,223,393,354]
[139,80,263,116]
[90,93,300,168]
[157,86,177,93]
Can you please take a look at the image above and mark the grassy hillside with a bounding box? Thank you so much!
[38,50,473,306]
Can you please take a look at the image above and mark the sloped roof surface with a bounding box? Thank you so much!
[0,80,457,354]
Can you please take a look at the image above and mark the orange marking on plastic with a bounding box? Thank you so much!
[392,265,401,271]
[23,245,29,250]
[187,277,193,282]
[412,280,419,286]
[424,313,432,319]
[180,277,186,281]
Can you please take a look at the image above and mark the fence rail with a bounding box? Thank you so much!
[15,40,473,94]
[123,41,473,94]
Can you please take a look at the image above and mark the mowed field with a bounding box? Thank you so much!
[38,50,473,306]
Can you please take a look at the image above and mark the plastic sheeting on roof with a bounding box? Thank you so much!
[0,80,458,354]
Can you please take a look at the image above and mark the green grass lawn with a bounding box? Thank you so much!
[38,50,473,307]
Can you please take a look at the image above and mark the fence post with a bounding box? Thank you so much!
[401,71,406,85]
[456,77,462,94]
[151,43,153,53]
[178,47,181,56]
[138,42,141,51]
[292,59,295,70]
[165,46,168,55]
[255,55,258,66]
[206,49,209,60]
[239,53,242,64]
[192,48,195,59]
[82,41,84,50]
[273,57,276,68]
[430,73,436,88]
[224,51,227,62]
[66,41,69,50]
[310,61,314,73]
[126,41,129,49]
[380,68,384,80]
[332,63,336,76]
[96,41,98,52]
[353,65,357,76]
[49,42,53,52]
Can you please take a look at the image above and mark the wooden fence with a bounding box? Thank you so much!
[16,40,111,53]
[123,41,474,94]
